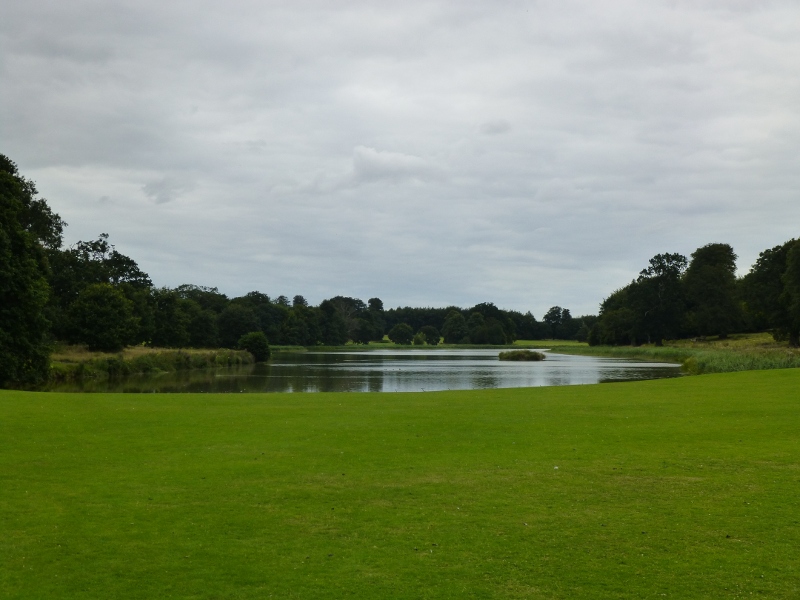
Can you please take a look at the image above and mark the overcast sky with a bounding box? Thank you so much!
[2,0,799,317]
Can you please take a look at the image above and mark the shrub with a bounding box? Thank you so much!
[238,331,271,362]
[498,350,546,361]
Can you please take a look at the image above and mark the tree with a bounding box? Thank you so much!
[238,331,271,362]
[217,305,260,348]
[593,286,639,345]
[319,299,348,345]
[780,241,800,346]
[419,325,440,345]
[684,243,740,338]
[66,283,139,352]
[441,311,468,344]
[388,323,414,345]
[633,253,687,345]
[0,155,65,386]
[46,233,152,340]
[543,306,575,339]
[741,239,798,345]
[150,288,190,347]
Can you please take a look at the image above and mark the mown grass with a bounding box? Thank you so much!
[2,369,800,598]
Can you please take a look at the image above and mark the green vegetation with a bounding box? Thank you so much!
[2,369,800,598]
[47,345,253,383]
[592,241,800,347]
[237,331,271,362]
[0,155,65,386]
[546,333,800,374]
[498,349,546,361]
[388,322,414,345]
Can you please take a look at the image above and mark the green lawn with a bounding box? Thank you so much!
[2,370,799,598]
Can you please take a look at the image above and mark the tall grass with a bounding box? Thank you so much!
[49,346,254,382]
[547,336,800,375]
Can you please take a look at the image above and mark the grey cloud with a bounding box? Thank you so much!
[480,120,511,135]
[351,146,446,184]
[142,178,193,204]
[3,0,800,316]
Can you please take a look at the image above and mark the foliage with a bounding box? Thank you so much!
[217,304,260,348]
[441,310,468,344]
[418,325,440,345]
[0,155,62,386]
[554,332,800,374]
[388,323,414,345]
[66,283,140,352]
[683,243,740,338]
[633,253,687,345]
[48,347,253,382]
[498,349,545,361]
[780,241,800,346]
[237,331,271,362]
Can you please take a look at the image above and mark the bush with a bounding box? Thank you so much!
[498,350,546,361]
[238,331,271,362]
[419,325,440,346]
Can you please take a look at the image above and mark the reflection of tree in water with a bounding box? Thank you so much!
[43,351,682,393]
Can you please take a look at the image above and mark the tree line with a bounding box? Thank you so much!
[590,241,800,347]
[1,155,591,387]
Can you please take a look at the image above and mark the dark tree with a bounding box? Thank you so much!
[542,306,575,339]
[684,243,740,338]
[0,155,65,386]
[175,284,229,313]
[292,295,308,308]
[66,283,139,352]
[741,240,798,345]
[781,241,800,346]
[325,296,368,341]
[388,323,414,345]
[419,325,440,345]
[593,286,639,345]
[46,233,152,340]
[441,311,468,344]
[150,288,191,348]
[319,299,348,345]
[217,305,260,348]
[238,331,271,362]
[633,253,687,345]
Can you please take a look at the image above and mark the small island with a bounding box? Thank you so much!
[498,350,546,361]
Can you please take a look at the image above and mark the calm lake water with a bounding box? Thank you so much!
[46,349,682,393]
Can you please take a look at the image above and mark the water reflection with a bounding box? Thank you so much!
[44,349,682,393]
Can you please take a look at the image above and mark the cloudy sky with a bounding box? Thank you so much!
[2,0,799,317]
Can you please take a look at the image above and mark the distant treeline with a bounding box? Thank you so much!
[41,232,591,351]
[590,241,800,347]
[1,154,592,387]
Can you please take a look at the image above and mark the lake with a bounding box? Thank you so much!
[45,348,683,393]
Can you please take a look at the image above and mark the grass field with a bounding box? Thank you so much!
[2,370,800,598]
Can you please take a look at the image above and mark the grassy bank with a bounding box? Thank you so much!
[2,369,800,598]
[49,345,254,382]
[524,333,800,375]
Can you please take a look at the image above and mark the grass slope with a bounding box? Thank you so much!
[2,370,799,598]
